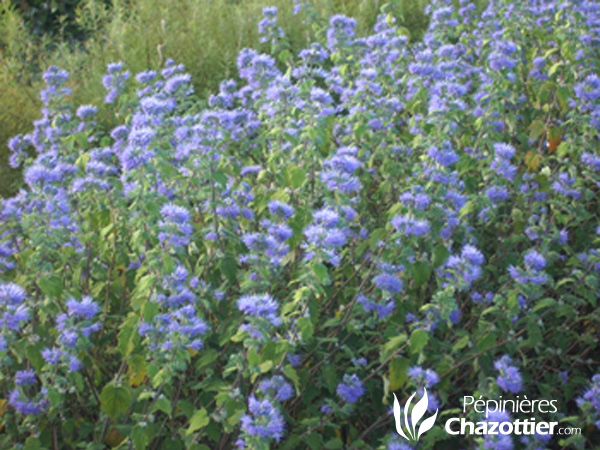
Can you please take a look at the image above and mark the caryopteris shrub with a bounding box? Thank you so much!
[1,0,599,449]
[2,0,428,198]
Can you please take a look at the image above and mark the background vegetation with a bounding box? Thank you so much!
[0,0,433,198]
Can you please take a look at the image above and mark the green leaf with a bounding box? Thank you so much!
[312,262,330,286]
[556,141,570,158]
[287,165,306,189]
[100,384,131,420]
[196,349,219,370]
[533,297,556,312]
[131,425,150,450]
[413,261,431,288]
[186,409,209,436]
[131,275,155,311]
[452,335,469,351]
[528,119,545,140]
[389,358,410,391]
[306,433,323,450]
[118,314,139,357]
[381,333,407,361]
[278,49,293,64]
[220,256,238,284]
[259,360,273,373]
[476,331,497,352]
[324,438,344,450]
[283,364,300,393]
[38,276,63,297]
[409,329,429,354]
[23,437,41,450]
[432,245,450,268]
[152,396,172,416]
[323,365,337,393]
[527,319,542,347]
[298,317,314,341]
[548,61,563,76]
[26,344,45,372]
[211,170,228,186]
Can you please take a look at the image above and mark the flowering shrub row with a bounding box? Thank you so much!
[1,0,600,449]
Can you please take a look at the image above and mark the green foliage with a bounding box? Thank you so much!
[0,0,434,198]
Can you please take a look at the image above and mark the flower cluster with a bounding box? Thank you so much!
[237,395,286,448]
[408,366,441,412]
[577,374,600,429]
[43,296,101,372]
[336,373,365,404]
[9,370,49,415]
[1,0,599,446]
[237,294,282,340]
[494,355,524,394]
[508,249,549,286]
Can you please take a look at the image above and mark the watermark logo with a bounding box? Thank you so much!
[390,393,582,439]
[393,388,438,442]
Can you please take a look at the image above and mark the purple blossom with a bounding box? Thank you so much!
[259,375,294,402]
[373,273,404,294]
[268,200,294,220]
[0,283,27,306]
[9,388,49,415]
[237,294,281,338]
[240,396,285,442]
[15,370,37,386]
[408,366,440,388]
[66,296,100,320]
[336,374,364,403]
[577,374,600,428]
[524,250,546,271]
[494,355,523,393]
[76,105,98,121]
[391,215,430,236]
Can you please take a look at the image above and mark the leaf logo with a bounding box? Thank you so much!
[393,388,438,442]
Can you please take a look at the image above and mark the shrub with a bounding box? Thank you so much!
[1,0,431,198]
[1,1,599,449]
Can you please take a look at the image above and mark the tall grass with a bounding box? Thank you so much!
[0,0,431,197]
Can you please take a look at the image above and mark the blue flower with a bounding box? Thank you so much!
[327,15,357,50]
[391,215,430,236]
[66,296,100,320]
[483,411,514,450]
[494,143,516,160]
[164,73,192,95]
[524,250,546,271]
[15,370,37,386]
[577,374,600,428]
[408,366,440,388]
[0,282,30,332]
[258,6,284,44]
[373,273,404,294]
[427,141,459,166]
[494,355,523,393]
[486,185,510,203]
[237,294,281,338]
[461,245,485,266]
[240,396,286,442]
[42,348,63,365]
[259,375,294,401]
[102,62,130,103]
[158,203,194,247]
[336,374,365,403]
[9,388,49,415]
[358,294,395,319]
[135,70,157,84]
[268,200,294,220]
[0,283,27,306]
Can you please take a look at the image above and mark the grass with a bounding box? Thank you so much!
[0,0,431,198]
